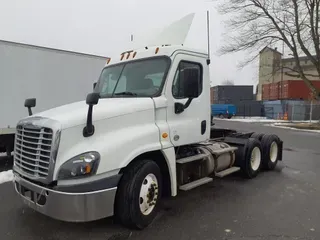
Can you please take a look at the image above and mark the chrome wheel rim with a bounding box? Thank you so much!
[139,173,159,215]
[270,141,278,163]
[250,147,261,171]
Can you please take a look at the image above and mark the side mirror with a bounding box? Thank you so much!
[174,68,200,114]
[83,93,100,137]
[93,82,97,90]
[24,98,36,116]
[183,68,200,98]
[86,92,100,105]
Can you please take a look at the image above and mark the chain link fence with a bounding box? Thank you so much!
[280,102,320,121]
[234,100,320,121]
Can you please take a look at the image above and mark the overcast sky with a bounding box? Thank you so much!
[0,0,258,88]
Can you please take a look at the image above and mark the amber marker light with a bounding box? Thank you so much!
[162,132,168,138]
[84,164,92,174]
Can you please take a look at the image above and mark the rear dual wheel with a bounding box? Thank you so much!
[250,133,281,170]
[260,134,281,170]
[239,138,262,179]
[250,132,264,141]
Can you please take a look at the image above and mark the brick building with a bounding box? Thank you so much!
[257,46,320,100]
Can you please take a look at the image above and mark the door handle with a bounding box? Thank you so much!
[201,120,206,135]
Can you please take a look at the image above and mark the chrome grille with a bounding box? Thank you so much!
[14,124,53,178]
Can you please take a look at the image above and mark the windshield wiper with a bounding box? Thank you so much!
[114,91,138,96]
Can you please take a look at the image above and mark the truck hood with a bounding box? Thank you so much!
[31,98,155,129]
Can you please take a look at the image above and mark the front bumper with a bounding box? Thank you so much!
[14,174,118,222]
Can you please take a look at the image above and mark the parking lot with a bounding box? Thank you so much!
[0,120,319,240]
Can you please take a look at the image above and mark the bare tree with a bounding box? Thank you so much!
[222,78,235,85]
[217,0,320,99]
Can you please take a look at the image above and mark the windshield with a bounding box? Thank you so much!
[95,57,170,98]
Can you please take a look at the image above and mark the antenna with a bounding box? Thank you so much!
[206,10,211,65]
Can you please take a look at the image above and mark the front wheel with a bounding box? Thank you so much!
[115,160,162,229]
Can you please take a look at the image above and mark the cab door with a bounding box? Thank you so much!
[165,53,210,146]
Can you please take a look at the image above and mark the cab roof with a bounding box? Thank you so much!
[104,45,208,67]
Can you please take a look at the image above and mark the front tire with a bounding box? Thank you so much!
[115,160,162,229]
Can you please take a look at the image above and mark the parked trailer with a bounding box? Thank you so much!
[212,85,254,103]
[0,40,109,157]
[12,13,283,230]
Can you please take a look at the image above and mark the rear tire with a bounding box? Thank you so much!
[260,134,281,170]
[250,132,265,141]
[219,114,224,119]
[115,160,162,229]
[239,138,262,179]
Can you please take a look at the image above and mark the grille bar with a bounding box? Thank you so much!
[14,155,49,170]
[15,141,51,153]
[16,134,52,146]
[15,161,48,176]
[14,124,53,178]
[17,128,53,135]
[16,133,52,142]
[15,151,50,165]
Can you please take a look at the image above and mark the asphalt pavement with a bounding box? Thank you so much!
[0,120,319,240]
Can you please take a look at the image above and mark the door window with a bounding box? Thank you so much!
[172,61,203,99]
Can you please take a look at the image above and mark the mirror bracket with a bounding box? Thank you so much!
[83,93,99,137]
[27,107,33,116]
[174,98,193,114]
[83,118,95,137]
[184,98,193,109]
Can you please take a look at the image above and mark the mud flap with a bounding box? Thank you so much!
[278,140,283,161]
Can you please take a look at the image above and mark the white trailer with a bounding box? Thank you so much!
[0,40,109,156]
[12,13,283,229]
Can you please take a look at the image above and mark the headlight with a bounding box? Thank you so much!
[57,152,100,180]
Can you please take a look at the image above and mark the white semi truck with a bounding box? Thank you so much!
[0,40,109,158]
[12,13,283,229]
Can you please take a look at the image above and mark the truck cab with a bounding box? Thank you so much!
[12,45,283,229]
